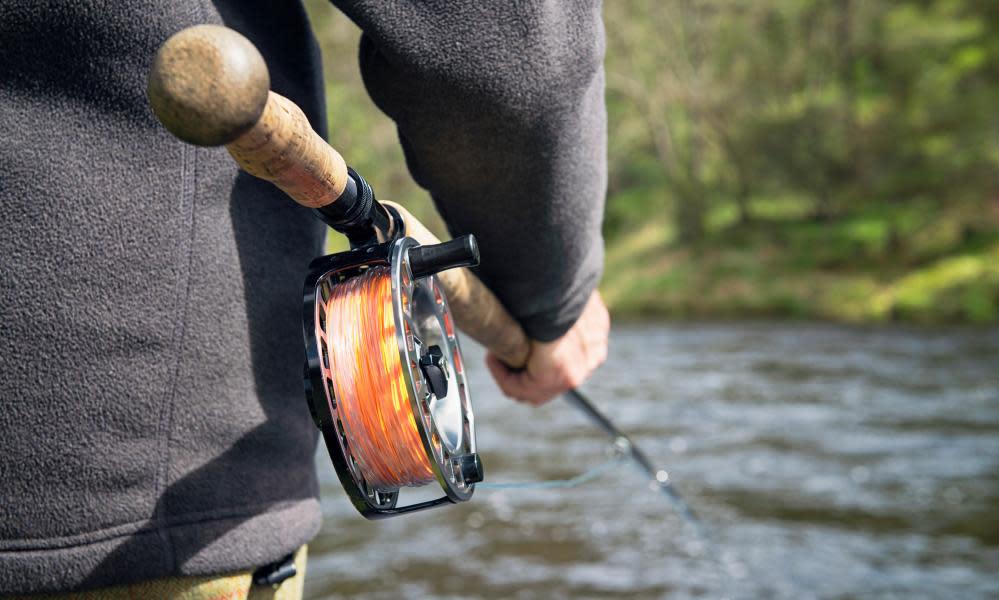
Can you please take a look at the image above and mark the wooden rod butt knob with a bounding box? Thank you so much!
[147,25,349,207]
[148,25,269,147]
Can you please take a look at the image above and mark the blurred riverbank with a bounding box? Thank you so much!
[602,201,999,324]
[305,0,997,326]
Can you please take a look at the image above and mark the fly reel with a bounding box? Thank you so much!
[303,226,484,518]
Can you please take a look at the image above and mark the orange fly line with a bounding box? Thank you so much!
[324,267,434,489]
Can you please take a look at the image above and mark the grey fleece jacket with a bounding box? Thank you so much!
[0,0,605,594]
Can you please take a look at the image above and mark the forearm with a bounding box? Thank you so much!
[335,0,607,340]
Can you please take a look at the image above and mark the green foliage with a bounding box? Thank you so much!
[604,0,997,235]
[305,1,446,255]
[603,212,999,324]
[305,0,999,323]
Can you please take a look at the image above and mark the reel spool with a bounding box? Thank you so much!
[303,234,484,518]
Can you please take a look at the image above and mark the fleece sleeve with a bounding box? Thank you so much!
[331,0,607,341]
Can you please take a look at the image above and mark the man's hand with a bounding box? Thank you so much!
[485,290,609,405]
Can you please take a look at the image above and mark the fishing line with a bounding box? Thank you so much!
[324,267,435,489]
[563,390,706,532]
[476,455,625,490]
[309,227,750,592]
[319,269,715,545]
[472,389,749,598]
[319,284,755,595]
[475,390,708,528]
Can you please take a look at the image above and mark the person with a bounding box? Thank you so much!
[0,0,608,596]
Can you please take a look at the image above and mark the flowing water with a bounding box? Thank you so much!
[303,322,999,599]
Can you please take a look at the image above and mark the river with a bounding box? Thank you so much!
[303,322,999,599]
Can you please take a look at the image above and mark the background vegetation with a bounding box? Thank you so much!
[306,0,998,324]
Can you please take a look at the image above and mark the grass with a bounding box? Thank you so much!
[601,198,999,324]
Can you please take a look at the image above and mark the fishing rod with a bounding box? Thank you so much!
[148,25,716,536]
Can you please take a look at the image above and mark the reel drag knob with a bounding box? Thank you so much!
[408,235,480,279]
[419,345,450,400]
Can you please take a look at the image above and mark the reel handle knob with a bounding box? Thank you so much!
[418,345,450,399]
[409,235,480,279]
[384,202,531,369]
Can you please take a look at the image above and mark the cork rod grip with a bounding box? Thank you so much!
[147,25,532,367]
[227,92,349,207]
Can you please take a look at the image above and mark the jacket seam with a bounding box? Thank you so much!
[154,141,198,575]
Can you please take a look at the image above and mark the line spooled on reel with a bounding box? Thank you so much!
[148,25,532,519]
